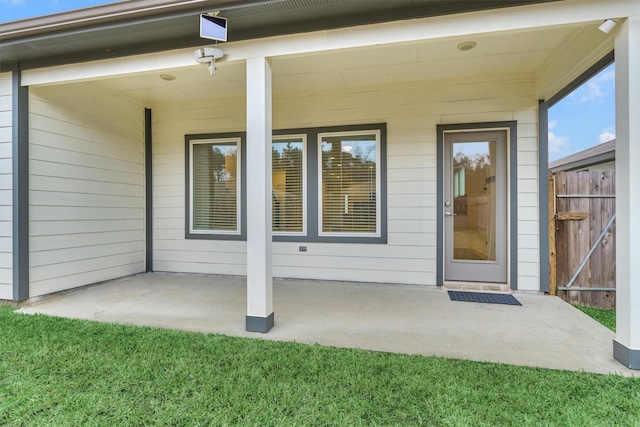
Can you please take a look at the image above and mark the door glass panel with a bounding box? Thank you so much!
[452,141,496,261]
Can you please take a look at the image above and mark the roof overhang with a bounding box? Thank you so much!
[0,0,562,71]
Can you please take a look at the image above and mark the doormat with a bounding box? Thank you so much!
[447,291,522,306]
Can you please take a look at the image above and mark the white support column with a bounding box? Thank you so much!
[245,57,274,333]
[614,15,640,369]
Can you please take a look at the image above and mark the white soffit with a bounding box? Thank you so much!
[72,25,585,105]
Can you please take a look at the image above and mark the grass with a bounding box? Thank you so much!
[575,305,616,332]
[1,306,639,426]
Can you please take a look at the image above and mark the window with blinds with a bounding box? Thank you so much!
[190,139,240,234]
[272,136,305,234]
[320,131,379,235]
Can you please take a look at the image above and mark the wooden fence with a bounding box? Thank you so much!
[549,171,616,309]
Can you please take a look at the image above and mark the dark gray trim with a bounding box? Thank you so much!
[246,312,275,333]
[508,123,518,290]
[436,121,518,289]
[184,132,247,241]
[614,340,640,370]
[547,51,614,107]
[538,100,550,293]
[436,129,444,286]
[303,130,319,240]
[145,108,153,272]
[12,69,29,301]
[274,123,387,244]
[185,123,387,244]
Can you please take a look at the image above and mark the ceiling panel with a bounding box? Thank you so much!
[79,22,595,106]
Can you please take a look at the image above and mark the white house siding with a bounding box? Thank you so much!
[153,98,247,276]
[28,84,146,297]
[153,73,541,289]
[0,73,12,300]
[514,109,541,291]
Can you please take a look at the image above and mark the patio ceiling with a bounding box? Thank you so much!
[78,21,605,106]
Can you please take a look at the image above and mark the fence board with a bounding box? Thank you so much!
[589,172,603,308]
[601,171,616,309]
[556,172,569,289]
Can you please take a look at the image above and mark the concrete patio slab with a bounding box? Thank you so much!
[18,272,635,377]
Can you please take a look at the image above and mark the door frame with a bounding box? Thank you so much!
[436,121,518,290]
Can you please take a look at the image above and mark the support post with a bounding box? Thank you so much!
[614,16,640,369]
[245,57,274,333]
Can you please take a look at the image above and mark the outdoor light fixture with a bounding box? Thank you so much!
[598,19,617,33]
[194,47,224,76]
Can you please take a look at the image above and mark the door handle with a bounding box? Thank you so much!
[444,211,457,217]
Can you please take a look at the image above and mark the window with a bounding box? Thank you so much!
[185,124,385,243]
[187,136,242,237]
[319,130,380,236]
[272,135,306,235]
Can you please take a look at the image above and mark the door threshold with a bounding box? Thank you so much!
[442,282,510,294]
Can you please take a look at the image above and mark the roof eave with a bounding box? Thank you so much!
[0,0,275,41]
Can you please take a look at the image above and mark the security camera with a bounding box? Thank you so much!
[194,47,223,63]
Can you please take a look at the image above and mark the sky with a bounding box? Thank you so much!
[548,63,616,162]
[0,0,616,164]
[0,0,119,22]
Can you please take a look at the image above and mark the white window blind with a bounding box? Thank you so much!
[272,136,305,234]
[320,131,378,235]
[191,139,240,233]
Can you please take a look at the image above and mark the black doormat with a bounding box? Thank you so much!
[447,291,522,306]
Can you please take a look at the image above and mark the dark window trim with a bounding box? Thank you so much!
[436,121,518,289]
[185,123,387,244]
[184,132,247,241]
[275,123,387,244]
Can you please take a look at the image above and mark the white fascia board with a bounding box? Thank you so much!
[22,0,640,87]
[22,48,196,86]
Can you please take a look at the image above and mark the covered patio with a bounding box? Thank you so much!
[2,0,639,372]
[19,273,636,377]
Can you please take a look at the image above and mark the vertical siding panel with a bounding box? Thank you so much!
[29,83,145,296]
[153,76,540,288]
[516,112,541,291]
[0,73,12,300]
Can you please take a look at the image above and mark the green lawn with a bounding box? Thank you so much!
[575,305,616,332]
[1,306,638,426]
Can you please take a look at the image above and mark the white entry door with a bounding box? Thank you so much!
[443,130,508,283]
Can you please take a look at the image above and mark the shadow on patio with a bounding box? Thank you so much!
[19,272,635,377]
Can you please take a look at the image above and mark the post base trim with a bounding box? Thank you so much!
[613,339,640,370]
[246,312,274,333]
